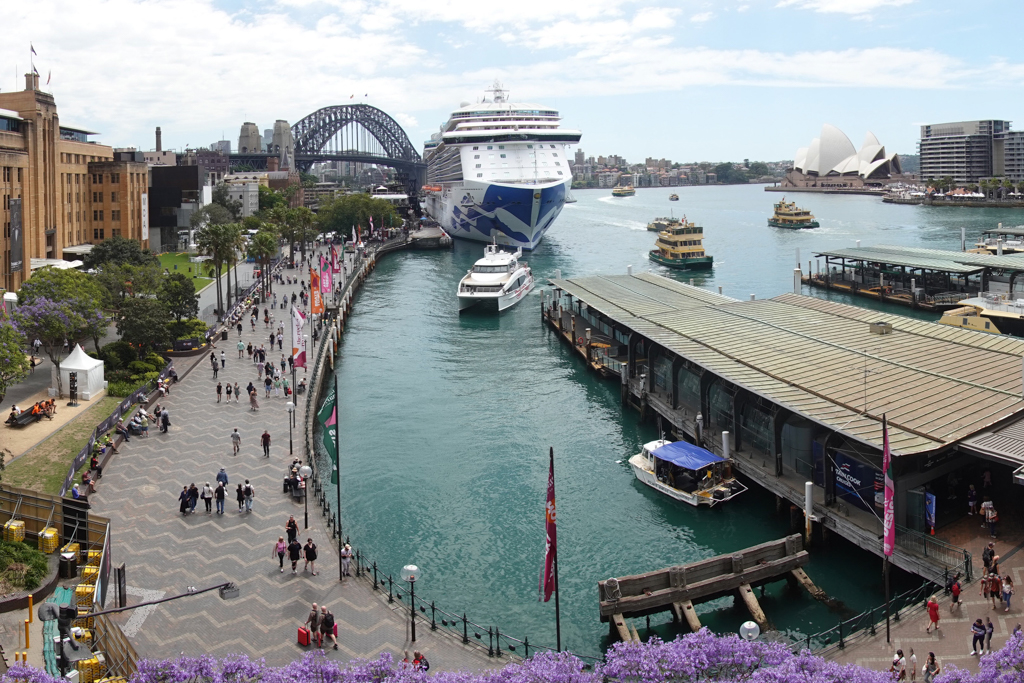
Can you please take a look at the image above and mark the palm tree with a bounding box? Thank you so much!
[1002,178,1014,200]
[247,229,278,298]
[223,223,246,309]
[195,222,234,320]
[290,207,316,265]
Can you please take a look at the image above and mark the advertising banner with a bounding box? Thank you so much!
[320,256,333,294]
[140,193,149,241]
[9,199,22,273]
[925,492,936,534]
[833,451,881,513]
[291,305,307,369]
[310,267,323,314]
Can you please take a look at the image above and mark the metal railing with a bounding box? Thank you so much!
[352,549,602,665]
[896,524,973,582]
[797,578,939,654]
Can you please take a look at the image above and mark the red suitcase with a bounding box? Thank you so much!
[298,627,311,646]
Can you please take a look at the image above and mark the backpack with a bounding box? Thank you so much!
[244,485,253,497]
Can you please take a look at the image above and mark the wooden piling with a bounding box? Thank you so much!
[673,600,701,632]
[611,613,633,642]
[790,568,826,601]
[737,583,768,631]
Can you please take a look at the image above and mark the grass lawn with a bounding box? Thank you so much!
[5,396,122,495]
[158,252,215,287]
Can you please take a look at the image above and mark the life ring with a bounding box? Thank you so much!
[577,337,585,345]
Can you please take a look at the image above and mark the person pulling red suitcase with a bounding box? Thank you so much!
[303,602,322,647]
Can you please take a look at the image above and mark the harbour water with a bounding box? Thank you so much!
[325,185,1024,657]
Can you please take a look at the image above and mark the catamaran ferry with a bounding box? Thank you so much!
[422,82,581,250]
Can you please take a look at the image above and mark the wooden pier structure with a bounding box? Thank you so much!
[599,536,814,641]
[537,272,1024,586]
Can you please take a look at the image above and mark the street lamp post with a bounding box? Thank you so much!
[299,464,312,529]
[401,564,419,642]
[286,402,294,455]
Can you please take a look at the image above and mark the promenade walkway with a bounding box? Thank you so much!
[87,259,500,671]
[831,519,1024,675]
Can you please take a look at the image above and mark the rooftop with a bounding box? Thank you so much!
[548,273,1024,458]
[814,244,1024,273]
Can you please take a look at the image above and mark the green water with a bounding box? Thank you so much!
[325,185,1023,656]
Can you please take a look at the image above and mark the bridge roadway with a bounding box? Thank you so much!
[87,260,498,670]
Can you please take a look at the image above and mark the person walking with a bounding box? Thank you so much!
[217,382,223,403]
[341,543,352,577]
[160,408,170,433]
[243,479,254,512]
[215,481,226,514]
[247,342,253,360]
[225,382,232,403]
[237,339,246,359]
[273,536,287,572]
[304,603,322,648]
[303,538,318,575]
[984,616,994,654]
[922,653,940,683]
[257,360,264,378]
[909,649,917,683]
[968,484,978,516]
[277,332,283,350]
[926,595,940,632]
[287,537,302,574]
[220,350,226,369]
[236,483,245,512]
[971,618,986,655]
[178,486,189,516]
[231,428,242,455]
[234,382,241,403]
[983,498,998,538]
[188,483,199,513]
[274,376,281,398]
[280,356,287,374]
[285,515,298,543]
[140,412,149,437]
[212,356,219,379]
[237,322,243,337]
[249,388,260,411]
[265,376,273,398]
[319,606,338,650]
[261,430,271,458]
[950,574,962,611]
[201,482,214,514]
[217,467,229,487]
[890,649,906,682]
[1003,575,1014,612]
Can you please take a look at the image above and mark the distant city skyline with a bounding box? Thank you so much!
[3,0,1022,162]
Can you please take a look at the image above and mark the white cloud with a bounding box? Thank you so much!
[690,11,714,22]
[776,0,914,15]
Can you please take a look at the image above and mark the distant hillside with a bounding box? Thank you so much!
[899,154,920,174]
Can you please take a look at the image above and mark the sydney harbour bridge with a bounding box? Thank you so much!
[229,104,427,196]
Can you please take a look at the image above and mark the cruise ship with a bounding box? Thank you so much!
[422,83,581,250]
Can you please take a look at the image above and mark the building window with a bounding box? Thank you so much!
[93,228,99,239]
[111,210,121,221]
[111,173,120,183]
[110,192,117,202]
[476,173,483,178]
[475,164,481,168]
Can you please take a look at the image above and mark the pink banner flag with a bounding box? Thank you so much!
[539,448,557,602]
[320,256,333,294]
[331,245,340,274]
[882,414,894,557]
[291,305,307,369]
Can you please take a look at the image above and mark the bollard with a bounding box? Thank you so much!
[463,614,469,644]
[388,575,394,603]
[28,594,33,623]
[488,627,494,657]
[430,602,437,630]
[24,620,29,649]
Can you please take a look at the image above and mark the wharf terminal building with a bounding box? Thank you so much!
[544,273,1024,581]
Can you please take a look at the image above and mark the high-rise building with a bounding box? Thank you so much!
[1003,131,1024,183]
[238,122,261,154]
[0,73,148,291]
[574,149,585,166]
[213,140,231,155]
[918,120,1011,184]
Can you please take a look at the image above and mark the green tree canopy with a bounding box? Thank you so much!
[82,236,159,270]
[299,172,319,188]
[258,185,287,212]
[161,273,200,323]
[195,221,240,319]
[116,298,170,358]
[316,194,398,237]
[14,299,104,397]
[211,184,243,220]
[0,317,30,406]
[246,230,278,295]
[93,262,164,311]
[747,161,770,177]
[17,267,108,351]
[190,203,234,234]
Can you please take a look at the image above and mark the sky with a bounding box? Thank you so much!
[3,0,1023,164]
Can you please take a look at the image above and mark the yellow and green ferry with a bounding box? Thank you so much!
[768,198,820,229]
[648,216,714,270]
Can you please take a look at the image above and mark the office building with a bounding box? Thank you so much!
[1002,131,1024,183]
[213,140,231,155]
[149,165,203,251]
[918,120,1010,184]
[0,72,149,291]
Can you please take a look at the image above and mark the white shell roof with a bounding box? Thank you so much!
[793,124,899,180]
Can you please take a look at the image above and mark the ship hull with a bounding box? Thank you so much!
[649,251,714,270]
[424,180,569,251]
[768,219,820,229]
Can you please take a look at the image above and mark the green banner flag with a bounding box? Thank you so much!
[318,385,338,485]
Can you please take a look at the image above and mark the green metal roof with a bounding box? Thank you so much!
[812,248,983,274]
[548,273,1024,456]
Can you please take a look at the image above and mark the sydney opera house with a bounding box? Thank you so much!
[782,124,904,190]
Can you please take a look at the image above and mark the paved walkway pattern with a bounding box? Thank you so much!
[832,517,1024,676]
[88,260,500,671]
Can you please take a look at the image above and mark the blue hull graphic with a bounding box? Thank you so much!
[443,182,568,251]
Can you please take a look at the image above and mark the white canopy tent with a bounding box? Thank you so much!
[59,344,105,400]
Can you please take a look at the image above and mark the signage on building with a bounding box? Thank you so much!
[833,451,883,512]
[140,193,149,241]
[9,199,22,272]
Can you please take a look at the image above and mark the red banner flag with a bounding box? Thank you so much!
[310,267,324,314]
[539,448,557,602]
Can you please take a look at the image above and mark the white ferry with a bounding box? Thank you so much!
[457,242,535,312]
[628,439,746,507]
[422,82,581,251]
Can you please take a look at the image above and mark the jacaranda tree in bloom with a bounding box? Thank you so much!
[0,630,1019,683]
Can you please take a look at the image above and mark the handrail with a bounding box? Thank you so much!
[895,524,973,582]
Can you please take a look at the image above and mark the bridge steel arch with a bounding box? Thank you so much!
[291,105,426,194]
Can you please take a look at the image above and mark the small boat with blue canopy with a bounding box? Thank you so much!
[628,439,747,507]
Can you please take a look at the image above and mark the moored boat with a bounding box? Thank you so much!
[768,198,820,229]
[648,216,713,270]
[628,439,747,507]
[457,241,535,312]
